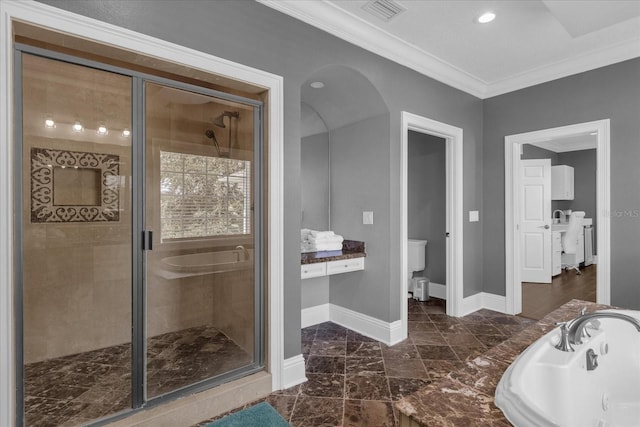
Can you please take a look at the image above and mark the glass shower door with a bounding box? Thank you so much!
[19,53,133,425]
[144,82,261,398]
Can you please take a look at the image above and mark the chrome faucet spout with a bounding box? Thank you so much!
[567,311,640,347]
[236,245,249,261]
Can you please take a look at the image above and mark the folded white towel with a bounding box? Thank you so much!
[309,235,344,244]
[308,230,335,239]
[315,243,343,251]
[301,241,343,253]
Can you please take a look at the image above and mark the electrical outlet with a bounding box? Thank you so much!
[469,210,479,222]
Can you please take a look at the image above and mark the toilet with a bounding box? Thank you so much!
[407,239,428,299]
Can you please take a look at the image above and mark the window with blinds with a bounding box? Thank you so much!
[159,151,251,240]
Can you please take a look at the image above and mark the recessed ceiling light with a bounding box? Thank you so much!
[72,121,84,132]
[477,12,496,24]
[97,125,108,135]
[122,128,131,137]
[310,81,325,89]
[44,118,55,128]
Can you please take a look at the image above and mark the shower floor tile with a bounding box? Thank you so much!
[23,325,251,426]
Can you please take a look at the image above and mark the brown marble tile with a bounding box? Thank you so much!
[343,399,395,427]
[315,328,348,342]
[381,341,420,360]
[384,358,428,379]
[416,345,459,361]
[289,396,344,427]
[310,340,347,357]
[408,321,439,333]
[345,372,391,401]
[453,346,489,361]
[346,341,382,358]
[474,334,507,348]
[300,373,345,398]
[306,355,346,374]
[346,356,385,374]
[410,331,447,345]
[408,312,431,321]
[463,322,504,336]
[422,359,465,381]
[442,333,485,347]
[387,377,432,401]
[434,322,471,334]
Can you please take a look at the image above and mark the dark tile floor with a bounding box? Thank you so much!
[24,325,251,427]
[195,298,536,427]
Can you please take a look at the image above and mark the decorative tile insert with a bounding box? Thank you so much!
[30,147,120,222]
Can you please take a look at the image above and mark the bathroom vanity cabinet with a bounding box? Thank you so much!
[300,239,366,279]
[301,257,365,279]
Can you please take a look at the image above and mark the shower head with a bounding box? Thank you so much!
[213,111,240,128]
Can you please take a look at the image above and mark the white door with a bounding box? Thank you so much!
[520,159,552,283]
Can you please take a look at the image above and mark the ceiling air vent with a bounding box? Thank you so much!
[362,0,406,22]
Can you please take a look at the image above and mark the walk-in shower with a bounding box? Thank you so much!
[15,44,264,426]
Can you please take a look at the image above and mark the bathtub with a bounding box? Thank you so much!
[495,309,640,427]
[162,247,253,273]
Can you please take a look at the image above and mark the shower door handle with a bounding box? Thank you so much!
[142,230,154,251]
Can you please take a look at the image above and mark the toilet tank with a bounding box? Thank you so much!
[407,239,427,272]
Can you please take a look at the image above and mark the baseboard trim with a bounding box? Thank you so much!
[301,303,330,328]
[301,303,400,345]
[429,282,446,299]
[281,354,307,390]
[461,292,507,316]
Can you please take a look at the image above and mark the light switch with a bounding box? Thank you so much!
[363,211,374,225]
[469,210,479,222]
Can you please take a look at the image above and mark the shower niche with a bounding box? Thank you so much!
[17,45,265,426]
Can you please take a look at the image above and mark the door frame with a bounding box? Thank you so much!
[504,119,610,315]
[400,111,464,340]
[0,2,284,425]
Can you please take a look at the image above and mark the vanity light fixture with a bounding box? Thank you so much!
[97,125,108,135]
[44,117,55,128]
[477,11,496,24]
[310,81,325,89]
[72,121,84,132]
[121,128,131,137]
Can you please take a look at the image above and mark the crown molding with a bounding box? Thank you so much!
[483,37,640,98]
[256,0,487,98]
[258,0,640,100]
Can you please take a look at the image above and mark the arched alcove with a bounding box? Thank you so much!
[300,65,394,331]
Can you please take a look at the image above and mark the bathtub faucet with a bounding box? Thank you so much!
[563,310,640,348]
[236,245,249,261]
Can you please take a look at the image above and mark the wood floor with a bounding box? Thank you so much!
[520,264,596,320]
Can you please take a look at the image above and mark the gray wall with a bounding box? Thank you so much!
[329,114,390,317]
[483,58,640,309]
[521,145,597,254]
[408,132,446,284]
[301,132,330,230]
[42,0,484,357]
[301,277,330,310]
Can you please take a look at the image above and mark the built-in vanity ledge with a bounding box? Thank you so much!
[301,240,365,279]
[396,299,614,427]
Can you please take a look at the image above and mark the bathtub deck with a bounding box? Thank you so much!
[395,299,613,426]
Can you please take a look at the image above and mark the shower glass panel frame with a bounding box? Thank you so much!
[13,43,265,427]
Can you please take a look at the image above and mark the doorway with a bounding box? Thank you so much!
[400,112,464,340]
[504,120,610,316]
